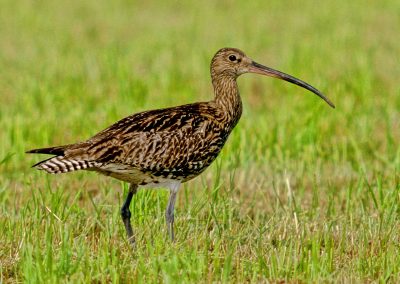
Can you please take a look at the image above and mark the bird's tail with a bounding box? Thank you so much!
[26,146,96,174]
[26,145,67,155]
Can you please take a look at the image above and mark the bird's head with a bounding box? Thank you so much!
[211,47,335,108]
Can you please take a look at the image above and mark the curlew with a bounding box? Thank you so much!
[27,48,334,245]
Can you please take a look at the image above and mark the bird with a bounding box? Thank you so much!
[27,47,335,245]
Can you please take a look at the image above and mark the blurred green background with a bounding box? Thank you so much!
[1,0,400,282]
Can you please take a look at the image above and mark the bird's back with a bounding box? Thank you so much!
[28,102,235,184]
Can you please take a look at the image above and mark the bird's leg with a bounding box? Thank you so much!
[166,190,177,241]
[165,182,180,241]
[121,184,137,245]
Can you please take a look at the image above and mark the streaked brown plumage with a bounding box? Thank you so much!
[27,48,334,245]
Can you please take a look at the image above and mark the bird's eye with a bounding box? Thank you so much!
[228,55,237,62]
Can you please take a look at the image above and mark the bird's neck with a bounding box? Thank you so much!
[212,76,243,130]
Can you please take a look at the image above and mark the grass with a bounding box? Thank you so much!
[1,0,400,282]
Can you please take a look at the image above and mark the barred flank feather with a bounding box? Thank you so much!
[33,156,97,174]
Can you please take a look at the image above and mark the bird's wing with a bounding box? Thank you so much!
[63,102,228,177]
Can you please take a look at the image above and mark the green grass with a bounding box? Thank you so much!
[1,0,400,282]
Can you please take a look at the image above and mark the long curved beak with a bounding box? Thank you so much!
[249,61,335,108]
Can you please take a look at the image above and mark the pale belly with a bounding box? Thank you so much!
[89,163,192,188]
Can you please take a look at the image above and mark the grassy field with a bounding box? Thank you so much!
[1,0,400,282]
